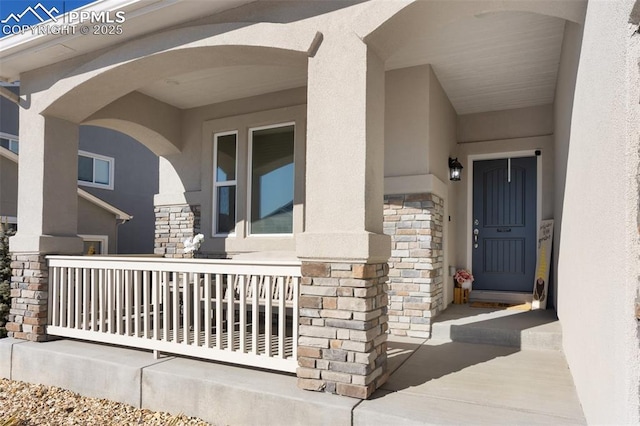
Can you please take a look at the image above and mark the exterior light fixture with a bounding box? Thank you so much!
[448,157,463,181]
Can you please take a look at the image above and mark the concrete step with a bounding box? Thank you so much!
[431,304,562,350]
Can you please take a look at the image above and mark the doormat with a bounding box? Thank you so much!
[469,301,531,311]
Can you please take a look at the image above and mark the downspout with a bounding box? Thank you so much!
[115,217,132,254]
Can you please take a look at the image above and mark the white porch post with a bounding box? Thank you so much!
[7,111,83,341]
[296,32,390,399]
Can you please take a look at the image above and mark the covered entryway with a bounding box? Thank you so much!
[472,156,538,292]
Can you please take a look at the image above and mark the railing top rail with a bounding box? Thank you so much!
[46,255,302,275]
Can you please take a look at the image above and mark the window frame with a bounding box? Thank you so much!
[79,234,109,255]
[77,150,114,190]
[0,132,19,154]
[212,130,238,237]
[247,122,296,237]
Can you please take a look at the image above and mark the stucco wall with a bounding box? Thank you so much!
[0,87,19,136]
[384,65,430,177]
[427,68,458,305]
[77,197,118,254]
[553,21,583,312]
[156,88,307,256]
[557,0,640,422]
[78,125,158,254]
[458,104,553,143]
[0,156,18,218]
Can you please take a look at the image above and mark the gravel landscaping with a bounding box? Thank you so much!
[0,378,212,425]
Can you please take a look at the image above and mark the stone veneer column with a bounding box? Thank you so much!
[154,204,201,258]
[297,262,389,399]
[383,193,445,338]
[6,254,49,341]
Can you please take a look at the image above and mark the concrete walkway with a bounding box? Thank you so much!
[0,306,585,425]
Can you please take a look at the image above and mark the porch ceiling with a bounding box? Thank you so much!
[385,11,567,115]
[137,64,308,110]
[136,11,567,115]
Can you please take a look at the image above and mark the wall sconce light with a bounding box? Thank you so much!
[448,157,463,181]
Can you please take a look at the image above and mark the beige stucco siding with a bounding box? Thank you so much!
[557,0,640,423]
[384,65,430,178]
[77,197,118,254]
[0,155,18,218]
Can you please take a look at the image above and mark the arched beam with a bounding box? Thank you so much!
[84,92,181,155]
[358,0,587,61]
[40,23,321,122]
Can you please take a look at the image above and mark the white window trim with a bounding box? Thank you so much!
[79,234,109,255]
[212,130,238,237]
[247,122,296,237]
[78,150,114,190]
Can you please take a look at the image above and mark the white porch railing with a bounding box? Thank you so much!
[47,256,301,373]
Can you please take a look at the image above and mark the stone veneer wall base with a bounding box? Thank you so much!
[154,204,201,258]
[297,262,389,399]
[7,253,50,342]
[384,193,445,338]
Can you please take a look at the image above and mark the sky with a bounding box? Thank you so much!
[0,0,96,38]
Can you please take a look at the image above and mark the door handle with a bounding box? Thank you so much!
[473,228,479,248]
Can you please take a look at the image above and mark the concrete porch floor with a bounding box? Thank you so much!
[0,305,585,425]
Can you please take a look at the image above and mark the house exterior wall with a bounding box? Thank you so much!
[384,66,430,178]
[77,197,118,254]
[0,156,18,219]
[557,0,640,422]
[154,88,306,258]
[553,21,584,310]
[0,87,19,136]
[383,65,457,333]
[78,125,158,254]
[455,112,556,298]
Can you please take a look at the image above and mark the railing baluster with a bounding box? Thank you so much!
[152,271,160,340]
[251,275,259,355]
[115,270,122,335]
[193,273,201,347]
[278,276,285,358]
[107,269,114,334]
[182,272,190,345]
[142,271,150,339]
[50,267,59,327]
[81,268,88,330]
[204,274,212,348]
[98,269,104,332]
[134,270,141,338]
[292,276,299,361]
[172,272,180,343]
[90,269,97,332]
[215,274,222,349]
[73,268,81,329]
[226,274,235,351]
[124,270,132,336]
[239,274,246,354]
[264,276,272,357]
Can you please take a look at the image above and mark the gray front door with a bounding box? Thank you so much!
[472,157,537,292]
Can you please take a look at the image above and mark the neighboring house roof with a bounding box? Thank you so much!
[0,146,132,221]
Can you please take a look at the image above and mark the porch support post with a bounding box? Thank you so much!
[296,32,390,399]
[8,112,83,341]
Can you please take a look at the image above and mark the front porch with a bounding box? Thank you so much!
[1,304,584,425]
